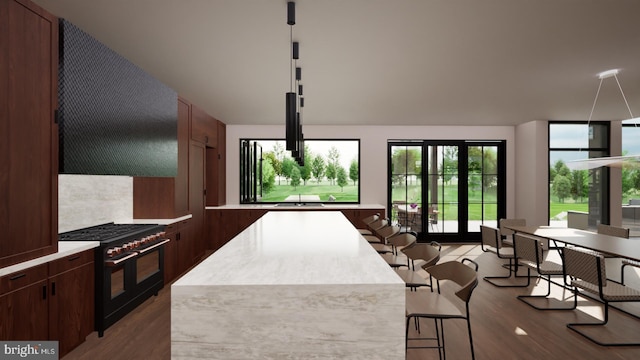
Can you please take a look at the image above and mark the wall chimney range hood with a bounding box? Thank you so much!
[58,19,177,177]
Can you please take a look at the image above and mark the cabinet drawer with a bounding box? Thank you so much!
[0,264,48,295]
[165,223,178,234]
[48,250,94,276]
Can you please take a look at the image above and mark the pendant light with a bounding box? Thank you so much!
[566,69,640,170]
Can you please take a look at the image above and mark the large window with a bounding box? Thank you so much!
[548,122,609,228]
[622,124,640,235]
[240,139,360,204]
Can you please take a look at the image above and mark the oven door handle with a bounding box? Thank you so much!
[137,239,170,254]
[105,252,139,267]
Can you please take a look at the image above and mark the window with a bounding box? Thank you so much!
[240,139,360,204]
[548,122,609,228]
[388,140,505,242]
[622,124,640,235]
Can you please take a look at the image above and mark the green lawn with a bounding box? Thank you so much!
[549,202,588,219]
[261,181,358,202]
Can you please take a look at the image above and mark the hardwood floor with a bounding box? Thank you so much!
[63,245,640,359]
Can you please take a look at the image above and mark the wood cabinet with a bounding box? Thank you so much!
[0,264,49,341]
[0,250,94,357]
[133,96,190,219]
[164,218,193,282]
[48,250,94,358]
[191,104,218,147]
[189,142,207,262]
[340,209,383,229]
[1,0,58,268]
[175,219,193,276]
[206,121,227,207]
[207,207,384,251]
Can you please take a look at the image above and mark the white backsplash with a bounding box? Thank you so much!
[58,174,133,233]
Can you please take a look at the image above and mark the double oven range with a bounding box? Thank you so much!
[59,223,169,336]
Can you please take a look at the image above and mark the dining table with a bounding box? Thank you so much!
[504,225,640,262]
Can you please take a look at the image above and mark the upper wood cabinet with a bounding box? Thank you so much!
[0,0,58,267]
[133,96,190,218]
[191,104,218,147]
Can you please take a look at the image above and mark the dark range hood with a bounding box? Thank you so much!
[58,19,177,177]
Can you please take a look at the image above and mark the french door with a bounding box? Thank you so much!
[388,140,506,242]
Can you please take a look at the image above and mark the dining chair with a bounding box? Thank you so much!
[427,206,438,231]
[480,225,529,287]
[514,233,575,310]
[595,224,632,283]
[361,218,388,243]
[357,213,380,235]
[596,223,630,239]
[563,246,640,346]
[499,218,526,247]
[380,232,418,268]
[365,224,400,253]
[621,259,640,285]
[394,241,441,290]
[405,258,479,360]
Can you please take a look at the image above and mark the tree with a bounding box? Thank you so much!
[290,166,301,190]
[282,157,295,181]
[349,159,358,185]
[299,145,313,185]
[442,147,458,185]
[570,170,588,202]
[312,155,326,183]
[271,143,285,184]
[336,166,348,191]
[261,157,276,194]
[553,160,570,178]
[326,146,341,185]
[552,174,571,203]
[263,152,281,186]
[325,162,337,185]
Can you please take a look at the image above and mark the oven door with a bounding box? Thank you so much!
[104,252,138,316]
[133,239,169,296]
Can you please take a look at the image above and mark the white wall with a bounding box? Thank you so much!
[226,125,516,217]
[514,121,549,226]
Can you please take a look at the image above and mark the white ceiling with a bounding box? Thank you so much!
[33,0,640,127]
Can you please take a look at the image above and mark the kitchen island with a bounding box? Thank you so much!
[171,211,405,359]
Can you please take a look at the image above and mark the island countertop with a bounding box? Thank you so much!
[172,210,405,359]
[173,210,401,287]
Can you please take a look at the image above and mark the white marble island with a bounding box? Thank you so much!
[171,211,405,359]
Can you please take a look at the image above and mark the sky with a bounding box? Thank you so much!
[549,124,640,165]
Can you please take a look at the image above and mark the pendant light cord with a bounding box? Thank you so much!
[587,78,603,122]
[613,74,636,122]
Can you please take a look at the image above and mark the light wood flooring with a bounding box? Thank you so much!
[63,244,640,359]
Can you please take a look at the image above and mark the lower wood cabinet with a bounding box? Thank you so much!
[207,208,384,252]
[48,251,94,357]
[0,264,48,341]
[0,250,94,358]
[164,218,194,283]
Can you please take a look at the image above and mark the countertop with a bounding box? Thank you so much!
[0,241,99,277]
[118,214,193,225]
[173,210,401,286]
[205,203,385,210]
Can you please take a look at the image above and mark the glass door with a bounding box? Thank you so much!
[389,143,423,232]
[426,144,460,236]
[388,140,505,242]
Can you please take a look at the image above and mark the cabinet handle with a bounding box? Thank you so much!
[205,135,209,143]
[51,282,56,296]
[67,255,80,262]
[9,273,26,281]
[42,285,47,300]
[176,232,181,241]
